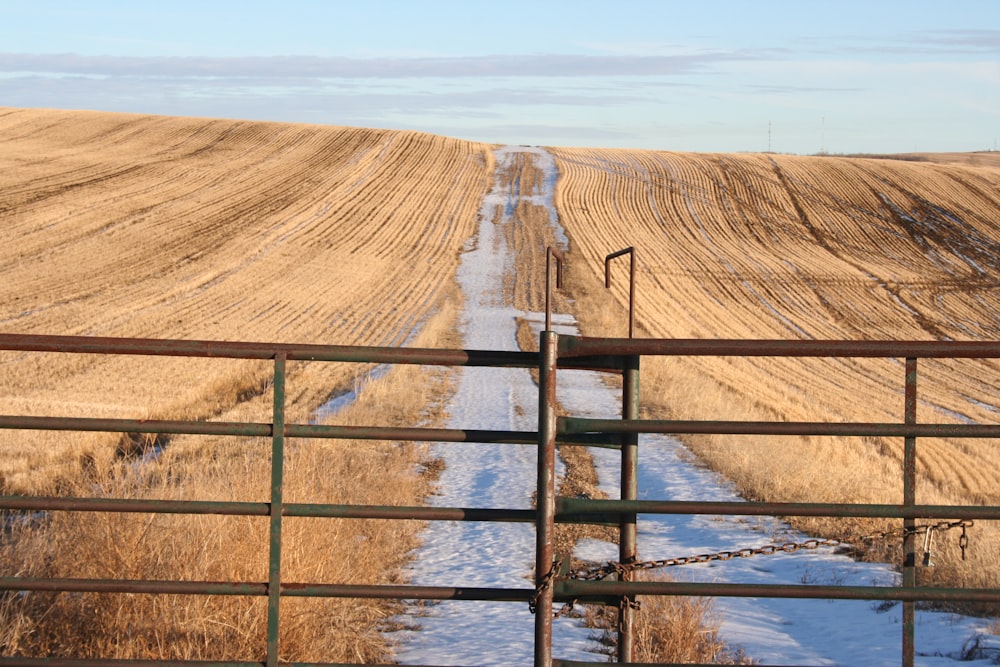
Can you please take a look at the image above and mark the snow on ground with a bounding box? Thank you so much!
[393,146,999,665]
[393,146,595,665]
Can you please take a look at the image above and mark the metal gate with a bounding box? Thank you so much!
[1,331,1000,666]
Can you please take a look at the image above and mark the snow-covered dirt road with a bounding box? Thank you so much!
[393,146,997,666]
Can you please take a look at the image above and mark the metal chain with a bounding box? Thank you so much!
[529,557,563,614]
[568,520,974,581]
[868,519,973,542]
[569,538,840,581]
[880,519,974,563]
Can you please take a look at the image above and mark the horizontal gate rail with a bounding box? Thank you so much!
[561,416,1000,438]
[556,498,1000,522]
[558,335,1000,359]
[0,414,536,444]
[0,332,539,367]
[0,577,532,602]
[0,660,429,667]
[557,579,1000,605]
[0,496,536,522]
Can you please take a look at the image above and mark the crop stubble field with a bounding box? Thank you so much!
[0,107,493,491]
[2,107,1000,657]
[0,108,493,659]
[549,145,1000,591]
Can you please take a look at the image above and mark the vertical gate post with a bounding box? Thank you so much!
[535,330,559,667]
[902,357,917,667]
[605,246,640,660]
[617,353,640,662]
[267,353,287,667]
[545,247,564,333]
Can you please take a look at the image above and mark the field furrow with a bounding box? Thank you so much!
[550,145,1000,515]
[0,108,493,491]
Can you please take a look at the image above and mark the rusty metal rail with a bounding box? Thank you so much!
[1,332,1000,666]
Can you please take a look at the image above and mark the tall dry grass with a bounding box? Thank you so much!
[0,296,462,660]
[585,573,753,664]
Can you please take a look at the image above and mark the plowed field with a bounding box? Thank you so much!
[0,107,493,491]
[549,145,1000,585]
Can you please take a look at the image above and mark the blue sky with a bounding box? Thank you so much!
[1,0,997,153]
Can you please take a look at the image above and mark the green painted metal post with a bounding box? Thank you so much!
[267,353,287,667]
[535,330,559,667]
[903,357,917,667]
[617,354,639,662]
[604,246,639,661]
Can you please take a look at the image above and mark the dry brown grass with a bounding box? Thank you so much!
[585,573,753,664]
[550,145,1000,601]
[0,295,462,660]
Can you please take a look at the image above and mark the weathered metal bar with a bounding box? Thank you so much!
[556,579,1000,604]
[16,494,996,524]
[0,415,271,436]
[555,432,623,448]
[556,354,632,372]
[0,577,265,595]
[902,358,918,667]
[0,333,538,367]
[545,246,564,332]
[560,416,1000,438]
[559,335,1000,359]
[553,662,803,667]
[3,329,998,666]
[617,354,639,662]
[283,504,534,522]
[0,660,457,667]
[553,662,842,667]
[0,657,454,667]
[286,423,537,444]
[534,330,559,667]
[0,576,533,602]
[0,415,537,445]
[0,496,534,522]
[0,496,269,515]
[0,659,260,667]
[0,660,458,667]
[604,246,636,338]
[280,583,533,601]
[15,331,1000,364]
[556,497,1000,521]
[266,354,286,667]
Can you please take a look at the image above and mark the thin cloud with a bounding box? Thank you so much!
[850,29,1000,56]
[0,50,775,79]
[746,84,868,95]
[914,29,1000,53]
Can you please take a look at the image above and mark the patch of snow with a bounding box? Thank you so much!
[393,147,595,665]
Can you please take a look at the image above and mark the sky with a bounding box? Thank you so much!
[0,0,998,154]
